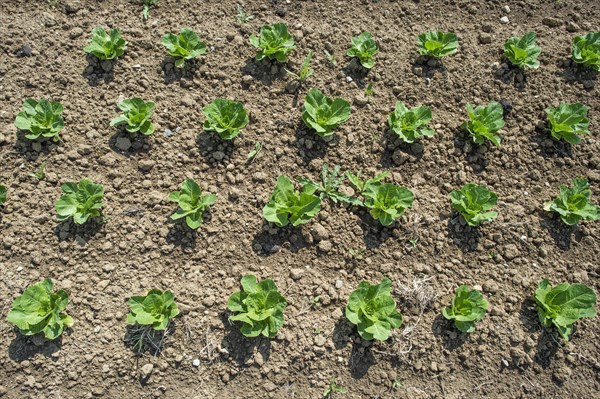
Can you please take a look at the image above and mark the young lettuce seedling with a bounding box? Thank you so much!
[142,0,157,21]
[235,4,254,24]
[286,50,314,83]
[127,289,180,331]
[299,163,362,206]
[449,184,498,227]
[227,274,287,338]
[14,99,65,142]
[417,31,459,59]
[503,32,541,69]
[111,98,156,136]
[302,88,351,137]
[249,23,296,62]
[388,102,435,143]
[345,278,403,341]
[572,31,600,71]
[263,176,322,227]
[363,183,414,227]
[0,185,6,205]
[84,27,126,60]
[6,279,73,340]
[346,170,390,193]
[202,98,249,140]
[545,102,590,145]
[347,32,379,69]
[55,178,105,225]
[535,279,596,341]
[168,179,217,230]
[442,285,488,333]
[544,177,599,225]
[161,28,207,68]
[323,379,347,397]
[462,102,505,146]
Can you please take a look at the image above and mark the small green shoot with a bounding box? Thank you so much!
[247,141,263,162]
[30,162,46,181]
[142,0,157,21]
[364,83,374,97]
[0,185,6,206]
[286,50,314,83]
[235,4,254,24]
[323,50,337,66]
[299,163,362,206]
[323,379,347,397]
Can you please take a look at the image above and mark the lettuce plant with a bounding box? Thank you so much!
[545,103,590,145]
[417,31,459,59]
[249,23,295,62]
[168,179,217,229]
[14,99,65,142]
[363,183,414,226]
[462,102,505,146]
[299,163,362,206]
[110,98,156,135]
[442,285,488,333]
[84,27,126,60]
[503,32,541,69]
[227,275,287,338]
[302,88,351,137]
[0,184,6,205]
[572,32,600,71]
[55,178,105,224]
[346,171,390,193]
[6,279,73,340]
[345,278,403,341]
[388,102,435,143]
[161,28,207,68]
[127,289,180,331]
[449,184,498,227]
[544,178,599,225]
[263,176,321,227]
[202,99,249,140]
[347,32,379,69]
[535,279,596,341]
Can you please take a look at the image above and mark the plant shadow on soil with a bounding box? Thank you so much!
[293,118,333,164]
[529,128,573,159]
[493,57,529,91]
[251,222,309,256]
[378,129,425,169]
[445,214,481,252]
[195,131,236,165]
[332,315,376,379]
[8,331,63,363]
[519,299,560,368]
[82,54,115,86]
[123,323,176,360]
[431,314,469,350]
[451,128,492,174]
[353,210,397,249]
[538,211,580,251]
[560,59,598,86]
[242,57,286,87]
[342,58,370,87]
[219,311,271,368]
[161,56,198,85]
[54,218,104,242]
[109,131,152,157]
[411,56,448,79]
[13,133,57,162]
[165,211,215,250]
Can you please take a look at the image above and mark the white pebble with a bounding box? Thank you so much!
[500,16,509,24]
[192,359,200,367]
[335,280,343,289]
[502,5,510,13]
[345,76,353,82]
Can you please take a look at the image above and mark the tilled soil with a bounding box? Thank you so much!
[0,0,599,398]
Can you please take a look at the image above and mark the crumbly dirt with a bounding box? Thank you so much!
[0,0,599,398]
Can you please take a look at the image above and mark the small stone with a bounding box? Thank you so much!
[318,240,332,253]
[353,95,369,107]
[212,151,225,161]
[504,244,519,260]
[542,17,562,27]
[138,159,156,172]
[69,27,84,39]
[32,142,42,152]
[285,80,300,93]
[192,359,200,367]
[115,137,131,151]
[140,363,154,378]
[345,76,353,83]
[501,5,510,13]
[392,149,409,165]
[566,22,579,33]
[164,128,173,137]
[499,16,509,24]
[290,268,304,281]
[478,33,492,44]
[335,280,343,289]
[583,80,595,90]
[98,153,117,167]
[242,75,254,88]
[311,223,329,241]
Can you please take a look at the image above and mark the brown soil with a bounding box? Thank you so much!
[1,0,599,398]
